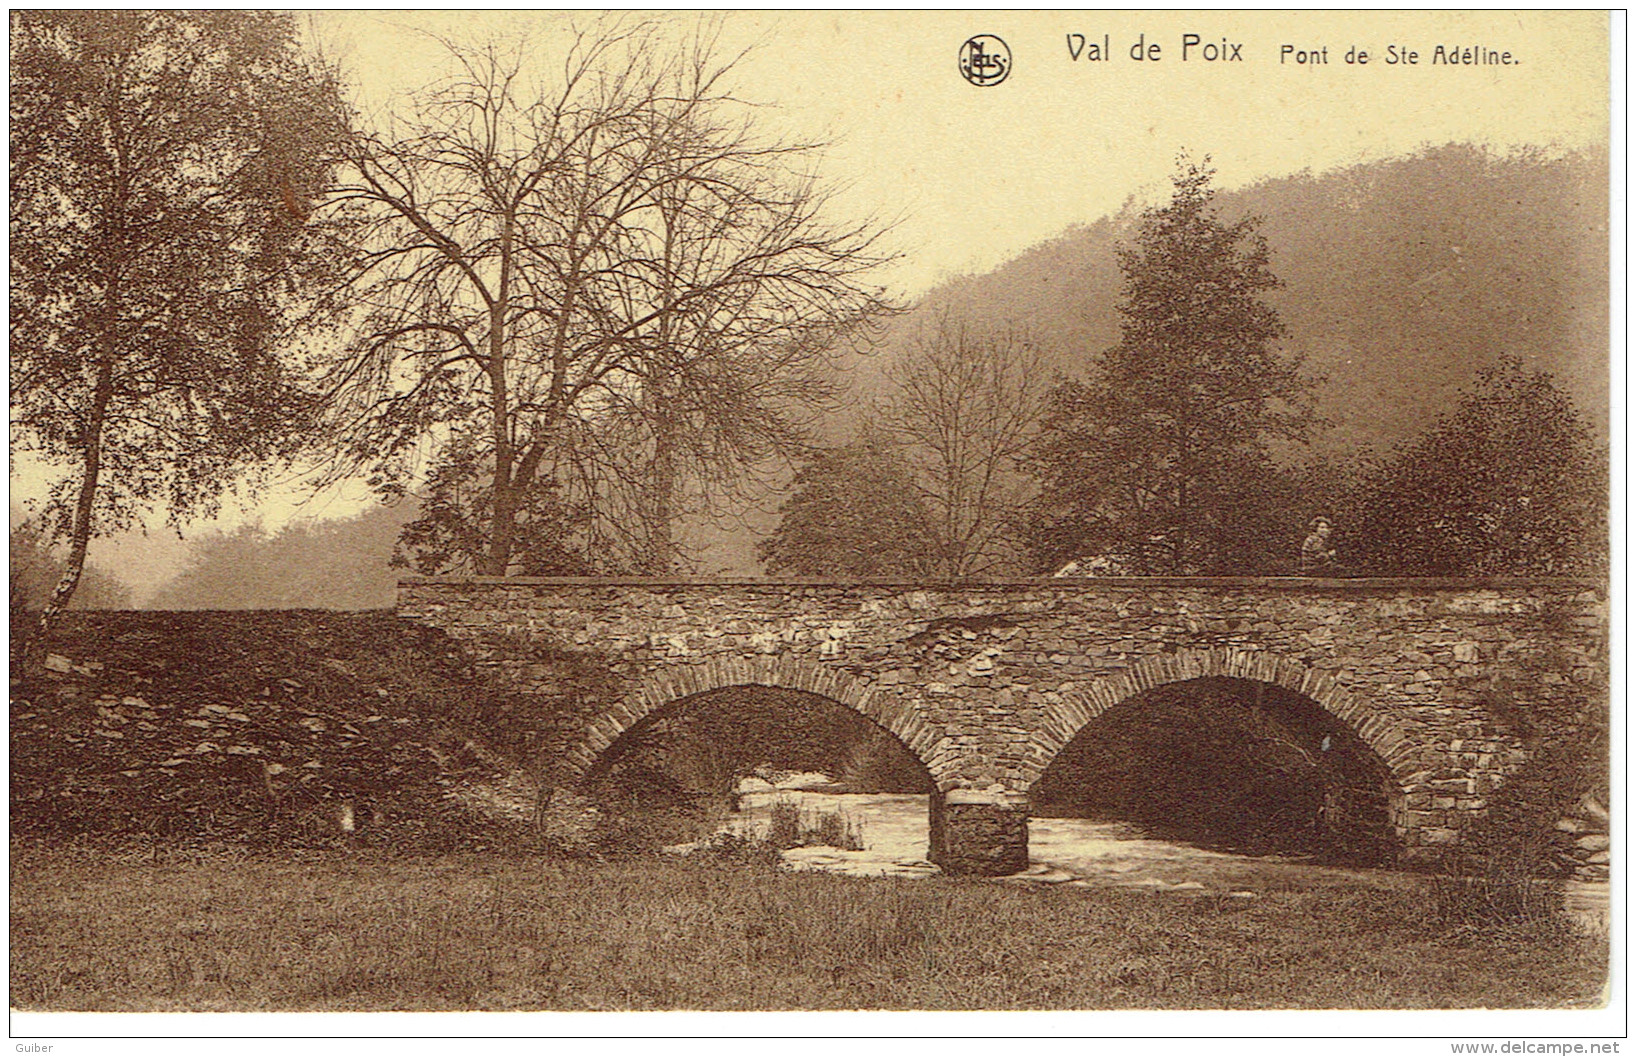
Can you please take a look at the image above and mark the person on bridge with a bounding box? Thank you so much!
[1300,517,1340,574]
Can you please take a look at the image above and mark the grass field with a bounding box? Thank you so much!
[9,840,1607,1012]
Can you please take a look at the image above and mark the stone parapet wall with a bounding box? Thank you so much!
[398,577,1607,867]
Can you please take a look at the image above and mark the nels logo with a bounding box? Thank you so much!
[958,35,1011,86]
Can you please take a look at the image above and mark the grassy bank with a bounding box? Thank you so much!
[10,840,1605,1011]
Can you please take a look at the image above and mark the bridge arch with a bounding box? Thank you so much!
[560,654,940,786]
[1030,648,1423,795]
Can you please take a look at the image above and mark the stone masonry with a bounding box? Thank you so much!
[398,577,1607,875]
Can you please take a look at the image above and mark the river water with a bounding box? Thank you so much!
[721,789,1405,893]
[717,790,1609,930]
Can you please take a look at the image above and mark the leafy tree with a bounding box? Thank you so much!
[323,23,895,577]
[1024,157,1315,574]
[884,317,1048,577]
[757,433,938,578]
[10,11,352,632]
[1340,358,1606,576]
[392,432,593,577]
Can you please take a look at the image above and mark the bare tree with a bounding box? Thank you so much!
[322,21,896,576]
[882,316,1049,578]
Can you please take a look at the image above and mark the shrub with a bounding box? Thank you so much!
[1428,755,1584,939]
[1429,855,1575,946]
[812,807,865,851]
[763,797,865,851]
[767,798,803,849]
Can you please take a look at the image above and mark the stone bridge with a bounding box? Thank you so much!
[397,577,1607,875]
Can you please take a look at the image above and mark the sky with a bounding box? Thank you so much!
[311,10,1610,296]
[13,9,1615,600]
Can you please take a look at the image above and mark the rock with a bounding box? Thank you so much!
[736,776,776,793]
[1557,818,1587,833]
[43,654,73,673]
[1575,834,1609,852]
[1578,793,1610,824]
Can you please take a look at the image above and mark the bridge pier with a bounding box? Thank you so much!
[929,790,1030,876]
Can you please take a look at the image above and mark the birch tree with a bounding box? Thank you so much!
[10,10,351,633]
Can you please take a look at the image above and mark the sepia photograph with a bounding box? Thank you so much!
[8,8,1618,1040]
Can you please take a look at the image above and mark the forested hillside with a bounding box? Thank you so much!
[861,143,1609,459]
[150,503,417,610]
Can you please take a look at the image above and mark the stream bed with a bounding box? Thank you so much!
[721,790,1406,892]
[711,789,1609,930]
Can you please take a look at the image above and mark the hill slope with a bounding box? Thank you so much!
[861,143,1609,459]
